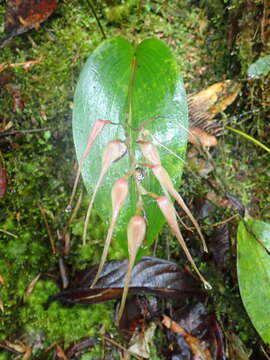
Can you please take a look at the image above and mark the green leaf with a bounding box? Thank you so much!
[73,37,188,253]
[237,219,270,343]
[247,54,270,79]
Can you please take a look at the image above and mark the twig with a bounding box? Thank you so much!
[206,214,239,228]
[85,0,106,39]
[0,229,18,238]
[0,56,43,72]
[23,273,41,302]
[226,125,270,154]
[63,189,83,235]
[0,128,51,138]
[260,345,270,360]
[100,335,141,360]
[38,205,56,254]
[59,257,69,289]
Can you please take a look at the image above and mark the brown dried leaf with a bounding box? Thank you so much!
[24,273,41,302]
[163,303,226,360]
[128,322,156,359]
[187,80,241,147]
[1,0,58,47]
[162,314,212,360]
[189,126,218,147]
[189,80,241,122]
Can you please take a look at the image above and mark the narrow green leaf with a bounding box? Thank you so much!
[247,54,270,79]
[73,37,188,253]
[237,219,270,343]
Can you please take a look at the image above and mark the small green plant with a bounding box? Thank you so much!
[71,37,211,318]
[247,54,270,79]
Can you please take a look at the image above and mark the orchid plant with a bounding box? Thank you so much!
[71,37,211,320]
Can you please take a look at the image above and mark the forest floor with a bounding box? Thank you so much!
[0,0,269,359]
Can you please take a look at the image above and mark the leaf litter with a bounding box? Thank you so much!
[46,256,229,359]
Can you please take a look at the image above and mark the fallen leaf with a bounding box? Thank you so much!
[162,314,212,360]
[189,126,218,147]
[188,80,241,122]
[187,80,241,146]
[163,303,225,360]
[49,257,201,306]
[0,0,58,47]
[24,273,41,302]
[128,322,156,359]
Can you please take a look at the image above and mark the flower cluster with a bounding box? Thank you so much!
[69,119,211,320]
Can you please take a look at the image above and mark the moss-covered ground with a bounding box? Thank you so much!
[0,0,269,358]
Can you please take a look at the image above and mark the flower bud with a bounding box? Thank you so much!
[156,196,211,289]
[111,177,129,220]
[90,177,129,288]
[138,140,161,165]
[83,141,127,245]
[118,215,147,321]
[68,119,111,209]
[151,165,207,252]
[102,140,127,169]
[127,215,147,257]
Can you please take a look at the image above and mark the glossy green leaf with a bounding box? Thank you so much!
[247,54,270,79]
[237,219,270,343]
[73,37,188,253]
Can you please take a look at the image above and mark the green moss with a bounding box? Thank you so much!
[105,0,139,23]
[19,280,115,347]
[0,354,10,360]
